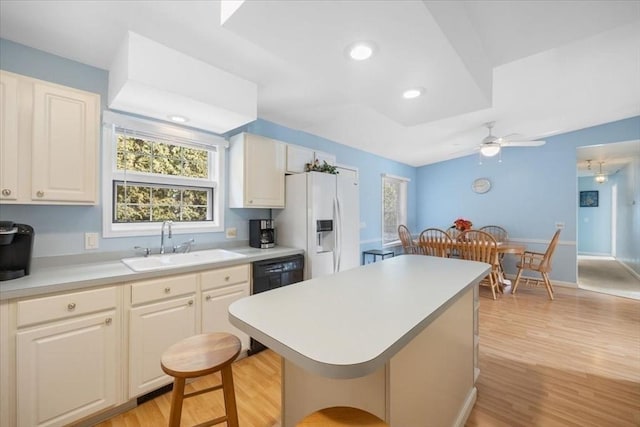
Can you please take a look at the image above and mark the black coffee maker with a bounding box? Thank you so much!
[249,219,275,249]
[0,221,35,281]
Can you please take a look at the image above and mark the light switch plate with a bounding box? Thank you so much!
[85,232,99,250]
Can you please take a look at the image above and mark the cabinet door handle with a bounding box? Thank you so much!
[36,190,44,198]
[164,287,171,293]
[67,303,76,311]
[205,295,212,301]
[188,300,194,306]
[225,276,230,281]
[105,317,112,325]
[1,189,10,196]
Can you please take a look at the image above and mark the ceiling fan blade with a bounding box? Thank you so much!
[500,140,546,147]
[500,133,523,141]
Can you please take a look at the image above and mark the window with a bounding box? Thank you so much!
[102,111,227,237]
[382,174,409,247]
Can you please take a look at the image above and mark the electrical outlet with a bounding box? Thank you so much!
[555,222,565,229]
[85,232,99,250]
[226,227,237,239]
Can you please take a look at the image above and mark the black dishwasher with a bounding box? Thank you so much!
[249,254,304,355]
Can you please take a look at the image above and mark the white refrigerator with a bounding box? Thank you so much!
[275,168,360,279]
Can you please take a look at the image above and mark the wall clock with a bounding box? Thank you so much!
[472,178,491,194]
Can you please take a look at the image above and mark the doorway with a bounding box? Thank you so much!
[576,141,640,300]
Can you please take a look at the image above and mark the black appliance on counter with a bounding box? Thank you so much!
[249,219,276,249]
[0,222,34,281]
[249,254,304,355]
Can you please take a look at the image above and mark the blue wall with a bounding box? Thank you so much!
[577,177,612,256]
[1,38,637,278]
[0,39,415,258]
[237,120,417,252]
[615,157,640,274]
[416,117,640,283]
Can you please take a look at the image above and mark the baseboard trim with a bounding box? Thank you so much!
[578,252,614,258]
[505,274,577,288]
[618,260,640,280]
[454,386,477,427]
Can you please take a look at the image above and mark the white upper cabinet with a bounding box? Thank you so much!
[229,132,285,208]
[0,70,100,205]
[313,150,336,168]
[0,72,19,201]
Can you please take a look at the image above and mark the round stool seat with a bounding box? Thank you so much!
[161,332,241,427]
[298,407,388,426]
[161,332,240,378]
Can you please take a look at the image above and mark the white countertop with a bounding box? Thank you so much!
[0,246,303,301]
[229,254,490,379]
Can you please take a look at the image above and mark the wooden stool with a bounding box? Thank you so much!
[161,332,241,427]
[298,407,388,426]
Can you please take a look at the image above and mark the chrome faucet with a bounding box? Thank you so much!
[160,221,173,254]
[173,238,195,253]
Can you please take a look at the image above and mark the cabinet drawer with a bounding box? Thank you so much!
[131,273,197,305]
[201,264,250,291]
[17,286,117,327]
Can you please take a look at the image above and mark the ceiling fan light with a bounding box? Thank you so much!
[480,143,501,157]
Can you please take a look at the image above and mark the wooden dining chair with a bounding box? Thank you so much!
[479,225,508,242]
[457,230,501,300]
[446,228,462,240]
[512,229,561,300]
[479,225,509,270]
[398,225,417,254]
[418,228,452,257]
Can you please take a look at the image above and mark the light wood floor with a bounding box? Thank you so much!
[95,285,640,427]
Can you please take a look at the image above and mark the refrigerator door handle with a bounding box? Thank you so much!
[335,196,342,272]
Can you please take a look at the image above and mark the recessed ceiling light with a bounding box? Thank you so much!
[402,88,424,99]
[168,115,188,123]
[347,42,376,61]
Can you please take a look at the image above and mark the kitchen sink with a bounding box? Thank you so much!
[121,249,246,272]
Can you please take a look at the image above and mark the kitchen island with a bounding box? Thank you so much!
[229,254,490,426]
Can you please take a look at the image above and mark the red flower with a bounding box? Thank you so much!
[452,218,473,231]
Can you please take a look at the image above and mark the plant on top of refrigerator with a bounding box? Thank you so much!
[305,159,338,174]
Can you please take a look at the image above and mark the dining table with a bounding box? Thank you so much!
[415,238,526,291]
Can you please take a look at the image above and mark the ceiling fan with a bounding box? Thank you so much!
[479,121,546,157]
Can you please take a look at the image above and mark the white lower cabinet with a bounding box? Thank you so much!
[1,301,12,427]
[4,262,253,426]
[202,284,250,351]
[201,265,251,352]
[127,274,197,399]
[14,287,120,427]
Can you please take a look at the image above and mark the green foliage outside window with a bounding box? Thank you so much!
[383,181,400,242]
[116,135,209,178]
[114,135,212,223]
[115,183,210,222]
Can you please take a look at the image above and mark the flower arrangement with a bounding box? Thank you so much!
[451,218,473,231]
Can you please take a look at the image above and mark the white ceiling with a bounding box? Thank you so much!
[577,140,640,177]
[1,0,639,167]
